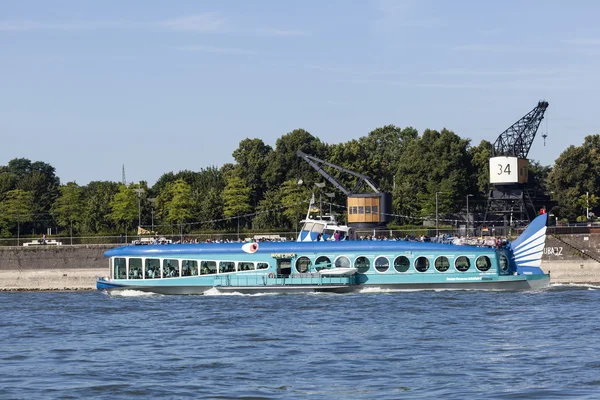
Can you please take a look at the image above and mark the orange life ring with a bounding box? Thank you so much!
[268,272,275,279]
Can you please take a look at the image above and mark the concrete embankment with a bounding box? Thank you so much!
[0,245,114,291]
[1,235,600,291]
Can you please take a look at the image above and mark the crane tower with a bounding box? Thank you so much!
[484,101,549,231]
[296,150,392,228]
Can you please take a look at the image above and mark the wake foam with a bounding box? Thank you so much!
[110,289,162,297]
[551,283,600,290]
[202,288,279,297]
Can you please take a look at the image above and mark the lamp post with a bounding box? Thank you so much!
[133,188,145,233]
[325,192,335,216]
[587,191,590,219]
[148,198,156,233]
[435,191,445,238]
[315,182,326,219]
[466,194,473,237]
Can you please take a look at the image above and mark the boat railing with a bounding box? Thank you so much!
[213,273,355,287]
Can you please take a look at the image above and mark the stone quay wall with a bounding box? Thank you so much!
[0,233,599,291]
[0,245,114,291]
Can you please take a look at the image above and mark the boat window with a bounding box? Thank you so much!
[296,257,311,273]
[113,258,126,279]
[163,259,180,278]
[335,256,351,268]
[128,258,143,279]
[355,256,370,273]
[302,222,315,232]
[257,262,269,270]
[455,256,470,272]
[182,260,198,276]
[375,256,389,273]
[238,262,255,271]
[499,255,508,272]
[476,256,492,272]
[315,256,331,271]
[311,224,324,233]
[434,256,450,272]
[415,257,430,273]
[323,229,335,236]
[219,261,235,273]
[145,258,161,279]
[201,261,217,275]
[394,256,410,273]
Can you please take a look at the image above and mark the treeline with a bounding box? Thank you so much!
[0,126,598,238]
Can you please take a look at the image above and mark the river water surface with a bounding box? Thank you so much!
[1,285,599,399]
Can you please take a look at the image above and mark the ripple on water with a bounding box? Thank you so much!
[0,289,600,399]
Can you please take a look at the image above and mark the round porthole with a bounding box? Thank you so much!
[434,256,450,272]
[315,256,331,271]
[415,256,429,273]
[375,256,389,273]
[455,256,470,272]
[394,256,410,272]
[295,256,311,273]
[355,256,370,273]
[335,256,351,268]
[476,256,492,272]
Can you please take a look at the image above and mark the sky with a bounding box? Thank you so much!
[1,0,599,186]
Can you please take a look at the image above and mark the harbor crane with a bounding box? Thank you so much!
[484,101,549,231]
[296,150,391,228]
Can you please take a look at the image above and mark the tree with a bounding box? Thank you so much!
[51,182,84,236]
[262,129,326,190]
[252,187,286,230]
[357,125,418,192]
[280,179,311,230]
[196,187,224,230]
[108,185,138,233]
[0,189,34,237]
[394,128,472,221]
[161,179,193,234]
[547,135,600,220]
[232,138,273,208]
[8,158,60,228]
[81,181,120,233]
[467,140,493,203]
[222,175,251,229]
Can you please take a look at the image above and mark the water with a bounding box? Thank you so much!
[1,285,600,399]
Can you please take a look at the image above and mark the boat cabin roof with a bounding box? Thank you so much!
[105,240,498,258]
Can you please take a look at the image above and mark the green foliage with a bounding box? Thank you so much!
[394,128,473,221]
[109,185,138,231]
[468,140,493,203]
[232,138,273,208]
[280,179,310,229]
[0,189,34,236]
[196,187,224,230]
[252,187,286,230]
[548,134,600,220]
[163,179,193,225]
[4,126,599,236]
[51,182,84,233]
[222,175,251,222]
[81,181,120,233]
[262,129,327,189]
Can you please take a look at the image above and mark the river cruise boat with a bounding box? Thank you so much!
[96,213,549,294]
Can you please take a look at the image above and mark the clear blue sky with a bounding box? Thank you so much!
[1,0,599,185]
